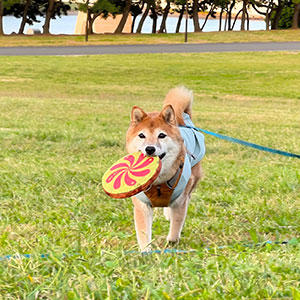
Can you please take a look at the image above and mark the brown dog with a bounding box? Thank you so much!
[126,87,205,251]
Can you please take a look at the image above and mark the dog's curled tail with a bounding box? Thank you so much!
[163,86,193,125]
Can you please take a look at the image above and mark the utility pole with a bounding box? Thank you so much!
[85,0,90,42]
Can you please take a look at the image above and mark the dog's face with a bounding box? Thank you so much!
[126,105,184,183]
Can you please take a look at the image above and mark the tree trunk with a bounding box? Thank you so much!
[224,12,228,30]
[227,0,235,31]
[133,0,145,32]
[88,12,102,34]
[292,3,300,29]
[192,0,201,32]
[0,0,4,35]
[241,0,248,31]
[115,0,131,33]
[158,0,170,33]
[201,5,215,30]
[136,2,150,33]
[219,8,223,31]
[43,0,55,34]
[18,0,32,34]
[88,14,94,34]
[231,8,242,30]
[176,5,185,33]
[265,12,270,30]
[271,1,283,30]
[265,0,274,30]
[131,15,137,33]
[150,6,157,33]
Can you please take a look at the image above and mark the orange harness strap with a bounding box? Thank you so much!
[144,159,184,207]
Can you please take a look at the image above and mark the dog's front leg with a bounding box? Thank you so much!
[132,196,153,252]
[167,195,189,243]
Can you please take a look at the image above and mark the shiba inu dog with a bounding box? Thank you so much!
[126,86,205,251]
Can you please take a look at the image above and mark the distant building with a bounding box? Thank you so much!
[75,11,132,34]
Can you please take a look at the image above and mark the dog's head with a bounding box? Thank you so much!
[126,105,184,183]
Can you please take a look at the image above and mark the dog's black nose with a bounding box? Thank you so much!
[145,146,156,155]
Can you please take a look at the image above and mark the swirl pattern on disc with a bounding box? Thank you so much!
[102,152,161,198]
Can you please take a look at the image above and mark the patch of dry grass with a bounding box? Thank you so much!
[0,29,300,47]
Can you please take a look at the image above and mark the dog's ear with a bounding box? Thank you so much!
[131,106,147,124]
[160,105,176,125]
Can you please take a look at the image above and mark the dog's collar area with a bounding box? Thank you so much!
[166,162,184,189]
[144,159,184,208]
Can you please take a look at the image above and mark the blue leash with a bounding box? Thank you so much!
[1,128,298,262]
[182,125,300,159]
[136,239,297,255]
[0,253,49,261]
[1,239,297,261]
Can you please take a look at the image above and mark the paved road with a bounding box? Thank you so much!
[0,42,300,56]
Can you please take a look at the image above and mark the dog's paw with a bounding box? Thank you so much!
[140,246,152,253]
[167,234,180,244]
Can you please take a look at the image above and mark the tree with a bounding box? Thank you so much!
[271,0,285,29]
[78,0,118,34]
[149,3,159,33]
[226,0,236,30]
[148,0,163,33]
[240,0,249,30]
[136,0,153,33]
[265,0,275,29]
[158,0,171,33]
[4,0,70,35]
[277,5,293,27]
[0,0,3,35]
[174,0,186,33]
[199,0,217,31]
[213,0,229,31]
[43,0,55,34]
[130,1,143,32]
[192,0,201,31]
[188,0,218,33]
[1,0,22,35]
[19,0,32,34]
[114,0,131,33]
[1,0,20,35]
[292,0,300,28]
[218,2,224,30]
[5,0,42,34]
[251,0,275,30]
[42,0,71,34]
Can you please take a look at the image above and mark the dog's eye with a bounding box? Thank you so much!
[158,133,167,139]
[138,133,146,139]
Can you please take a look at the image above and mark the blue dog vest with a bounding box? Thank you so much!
[135,113,205,206]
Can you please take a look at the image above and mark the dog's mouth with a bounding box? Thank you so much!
[159,152,166,160]
[142,151,166,160]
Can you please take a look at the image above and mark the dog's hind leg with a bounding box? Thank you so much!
[167,162,203,243]
[132,196,153,252]
[163,207,170,221]
[167,194,189,243]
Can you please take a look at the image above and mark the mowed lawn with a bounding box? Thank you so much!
[0,52,299,298]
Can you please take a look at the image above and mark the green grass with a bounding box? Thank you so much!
[0,52,299,298]
[0,29,300,47]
